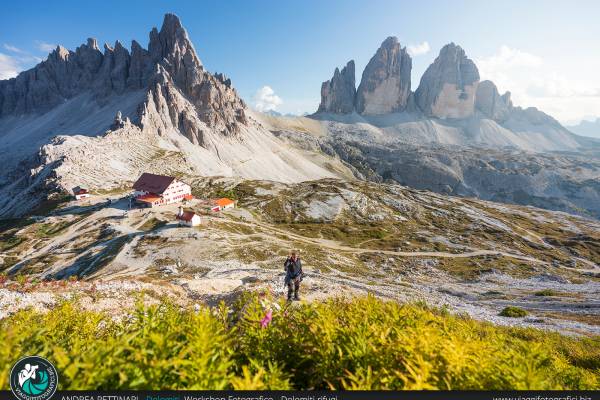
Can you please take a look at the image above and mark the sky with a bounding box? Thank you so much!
[1,0,599,124]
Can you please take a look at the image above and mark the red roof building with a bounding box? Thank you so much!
[73,187,90,200]
[132,173,192,207]
[176,207,201,227]
[176,211,196,222]
[133,173,176,194]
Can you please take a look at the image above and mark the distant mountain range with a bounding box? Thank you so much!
[567,118,600,139]
[262,110,309,118]
[313,37,592,153]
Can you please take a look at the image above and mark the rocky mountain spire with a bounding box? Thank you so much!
[317,60,356,114]
[148,13,204,94]
[414,43,480,119]
[355,37,412,115]
[475,80,512,122]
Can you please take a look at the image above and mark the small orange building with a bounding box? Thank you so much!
[211,198,235,212]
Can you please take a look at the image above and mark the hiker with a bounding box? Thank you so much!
[284,251,303,301]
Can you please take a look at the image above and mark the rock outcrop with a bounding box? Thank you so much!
[355,37,412,115]
[0,13,246,136]
[475,80,512,122]
[475,80,568,133]
[415,43,479,119]
[317,60,356,114]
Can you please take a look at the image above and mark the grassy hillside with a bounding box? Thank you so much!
[0,294,598,390]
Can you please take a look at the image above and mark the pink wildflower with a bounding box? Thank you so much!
[260,310,273,328]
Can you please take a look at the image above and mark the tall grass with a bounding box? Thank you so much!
[0,294,598,390]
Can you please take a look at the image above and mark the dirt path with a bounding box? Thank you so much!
[222,216,548,264]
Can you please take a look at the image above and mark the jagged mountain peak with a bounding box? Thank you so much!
[439,41,460,52]
[50,45,70,60]
[414,42,479,118]
[318,60,355,114]
[149,13,202,67]
[475,80,512,122]
[0,13,246,135]
[355,36,412,115]
[114,40,126,51]
[163,12,184,30]
[85,38,100,51]
[381,36,400,47]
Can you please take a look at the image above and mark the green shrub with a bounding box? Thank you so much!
[138,217,167,231]
[535,289,558,297]
[499,306,528,318]
[0,295,597,390]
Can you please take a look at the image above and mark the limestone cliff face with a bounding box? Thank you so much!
[415,43,480,119]
[475,80,512,122]
[0,13,247,136]
[318,60,356,114]
[355,37,412,115]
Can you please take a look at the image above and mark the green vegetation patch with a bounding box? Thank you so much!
[138,217,167,232]
[92,185,132,196]
[499,306,528,318]
[28,192,72,216]
[0,295,597,390]
[34,220,74,238]
[0,257,19,272]
[0,234,24,253]
[535,289,559,297]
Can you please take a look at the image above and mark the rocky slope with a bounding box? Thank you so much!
[0,14,350,218]
[327,140,600,218]
[254,112,600,218]
[1,178,598,334]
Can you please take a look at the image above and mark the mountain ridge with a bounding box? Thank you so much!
[0,14,350,217]
[315,38,585,153]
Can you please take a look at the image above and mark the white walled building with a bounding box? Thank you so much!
[73,188,90,200]
[133,173,192,207]
[176,207,201,227]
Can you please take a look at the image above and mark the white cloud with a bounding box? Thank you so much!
[476,45,600,124]
[407,41,430,57]
[3,44,25,54]
[252,86,283,112]
[477,45,542,70]
[527,73,600,98]
[0,53,21,79]
[0,46,45,80]
[35,40,57,53]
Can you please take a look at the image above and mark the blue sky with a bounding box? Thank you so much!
[1,0,599,123]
